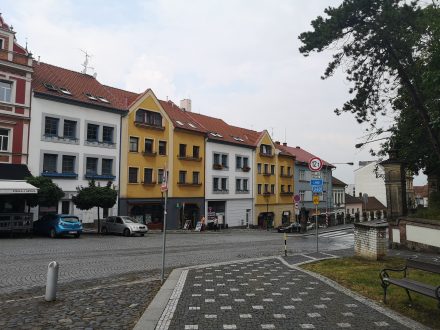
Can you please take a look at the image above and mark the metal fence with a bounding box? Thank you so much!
[0,213,33,234]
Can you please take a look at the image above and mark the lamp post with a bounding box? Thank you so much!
[326,162,354,226]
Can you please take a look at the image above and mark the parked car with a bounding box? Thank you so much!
[277,222,301,233]
[33,214,82,238]
[101,216,148,237]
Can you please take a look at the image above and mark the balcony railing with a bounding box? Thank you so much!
[241,166,251,172]
[85,174,116,180]
[259,152,273,157]
[42,171,78,178]
[178,155,202,161]
[213,163,223,170]
[134,121,165,130]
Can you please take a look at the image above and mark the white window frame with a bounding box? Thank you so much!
[0,127,11,152]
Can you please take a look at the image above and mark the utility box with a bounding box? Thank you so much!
[354,220,388,260]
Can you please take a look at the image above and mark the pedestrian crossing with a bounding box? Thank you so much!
[317,230,354,239]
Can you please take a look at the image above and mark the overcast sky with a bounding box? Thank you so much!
[4,0,427,185]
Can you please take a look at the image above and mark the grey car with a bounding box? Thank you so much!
[101,216,148,237]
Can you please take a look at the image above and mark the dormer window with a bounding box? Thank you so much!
[59,87,72,95]
[188,123,197,128]
[135,109,163,128]
[176,120,184,126]
[43,83,58,92]
[85,93,98,101]
[97,96,110,103]
[210,132,223,138]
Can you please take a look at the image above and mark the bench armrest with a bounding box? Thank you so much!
[436,286,440,300]
[379,266,407,284]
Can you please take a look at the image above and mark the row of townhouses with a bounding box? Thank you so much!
[0,15,341,229]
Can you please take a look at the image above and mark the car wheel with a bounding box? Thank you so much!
[102,227,108,235]
[50,228,57,239]
[141,233,145,237]
[123,228,131,237]
[74,233,81,238]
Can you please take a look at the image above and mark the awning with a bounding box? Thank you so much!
[0,181,38,194]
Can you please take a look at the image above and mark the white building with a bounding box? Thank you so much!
[186,112,255,228]
[354,161,387,207]
[28,63,127,222]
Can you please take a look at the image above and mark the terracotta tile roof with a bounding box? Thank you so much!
[345,193,362,204]
[275,144,332,167]
[414,185,428,198]
[103,85,140,109]
[32,62,129,112]
[159,100,206,134]
[364,197,386,211]
[332,177,347,186]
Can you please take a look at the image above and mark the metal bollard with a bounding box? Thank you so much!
[45,261,59,302]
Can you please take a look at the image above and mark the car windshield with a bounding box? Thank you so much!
[61,217,80,223]
[121,216,138,224]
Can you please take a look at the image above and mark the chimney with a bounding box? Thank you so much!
[180,99,192,112]
[296,146,300,149]
[283,142,287,146]
[359,192,362,198]
[275,141,280,145]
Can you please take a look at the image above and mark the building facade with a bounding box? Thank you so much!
[354,161,387,207]
[28,62,127,222]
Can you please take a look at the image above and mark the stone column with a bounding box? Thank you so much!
[381,150,407,220]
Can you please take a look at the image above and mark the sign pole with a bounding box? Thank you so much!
[315,203,318,253]
[161,190,167,284]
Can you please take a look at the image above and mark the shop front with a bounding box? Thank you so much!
[207,201,226,229]
[127,201,164,230]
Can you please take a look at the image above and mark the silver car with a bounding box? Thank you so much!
[101,216,148,237]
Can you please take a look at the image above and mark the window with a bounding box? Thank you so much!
[264,164,268,174]
[352,208,355,214]
[213,178,219,191]
[102,159,113,175]
[129,137,139,152]
[44,117,59,136]
[0,81,12,103]
[221,178,227,191]
[158,169,164,183]
[144,168,153,183]
[0,39,3,49]
[193,146,200,158]
[271,184,275,194]
[271,165,275,175]
[214,153,220,165]
[179,171,186,184]
[258,184,262,194]
[260,144,272,155]
[87,124,99,141]
[221,154,228,167]
[236,179,241,191]
[62,120,77,139]
[264,184,269,193]
[61,201,70,214]
[236,156,242,169]
[43,154,58,173]
[243,157,249,168]
[243,179,248,191]
[257,163,262,174]
[128,167,138,183]
[135,109,162,127]
[299,169,305,180]
[144,138,154,153]
[280,166,284,176]
[0,128,9,151]
[281,185,285,193]
[288,185,292,192]
[62,155,75,173]
[193,171,199,184]
[102,126,114,144]
[299,190,305,201]
[179,144,186,157]
[86,157,98,175]
[159,141,167,155]
[287,167,292,176]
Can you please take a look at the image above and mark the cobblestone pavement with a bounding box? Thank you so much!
[0,269,162,330]
[161,258,424,330]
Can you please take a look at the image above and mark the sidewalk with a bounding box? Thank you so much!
[136,250,428,330]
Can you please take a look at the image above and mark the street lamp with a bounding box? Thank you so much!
[355,137,389,149]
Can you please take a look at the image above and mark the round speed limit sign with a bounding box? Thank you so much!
[308,157,323,172]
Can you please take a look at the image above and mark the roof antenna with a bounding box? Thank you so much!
[80,49,95,75]
[284,128,287,144]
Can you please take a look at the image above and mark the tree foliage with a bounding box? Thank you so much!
[25,176,65,208]
[299,0,440,173]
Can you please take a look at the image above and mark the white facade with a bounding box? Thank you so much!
[204,141,254,227]
[28,96,122,222]
[354,161,387,207]
[332,187,346,214]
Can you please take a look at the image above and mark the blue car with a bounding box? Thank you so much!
[33,214,83,238]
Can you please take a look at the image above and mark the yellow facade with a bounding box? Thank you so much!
[120,90,172,199]
[172,129,205,198]
[277,154,295,205]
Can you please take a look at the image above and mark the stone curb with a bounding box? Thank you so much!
[278,256,430,330]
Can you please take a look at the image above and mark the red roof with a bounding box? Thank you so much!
[414,185,428,198]
[159,100,206,134]
[32,62,130,111]
[275,144,332,167]
[332,177,347,186]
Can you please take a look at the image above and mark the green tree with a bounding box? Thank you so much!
[25,176,65,211]
[72,180,117,233]
[299,0,440,164]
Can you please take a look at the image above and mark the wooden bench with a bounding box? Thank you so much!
[380,259,440,308]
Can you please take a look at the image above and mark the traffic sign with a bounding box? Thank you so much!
[293,194,301,202]
[313,195,320,205]
[312,186,323,193]
[310,179,323,186]
[308,157,323,172]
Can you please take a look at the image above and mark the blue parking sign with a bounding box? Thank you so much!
[312,186,323,193]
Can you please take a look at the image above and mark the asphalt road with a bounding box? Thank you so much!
[0,229,354,294]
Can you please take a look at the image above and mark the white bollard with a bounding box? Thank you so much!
[45,261,59,302]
